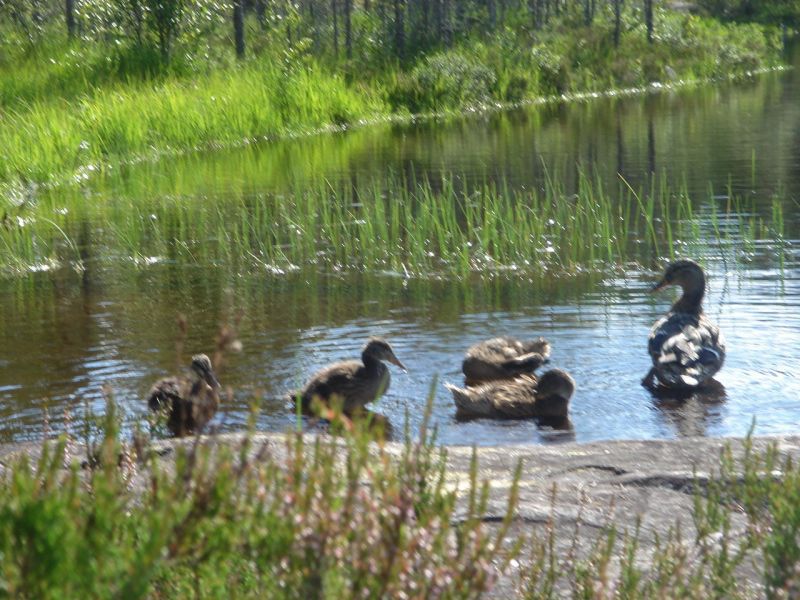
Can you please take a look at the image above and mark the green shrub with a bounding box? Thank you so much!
[391,50,496,113]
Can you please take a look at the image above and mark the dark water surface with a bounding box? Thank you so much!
[2,59,800,445]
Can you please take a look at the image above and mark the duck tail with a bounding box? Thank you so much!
[445,382,493,417]
[523,338,551,360]
[501,352,546,375]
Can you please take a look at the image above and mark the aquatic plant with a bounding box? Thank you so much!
[0,171,792,278]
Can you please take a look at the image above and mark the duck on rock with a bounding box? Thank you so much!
[642,259,726,390]
[461,336,551,386]
[446,369,575,420]
[289,337,406,415]
[146,354,221,437]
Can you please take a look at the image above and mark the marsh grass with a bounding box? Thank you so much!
[0,171,791,278]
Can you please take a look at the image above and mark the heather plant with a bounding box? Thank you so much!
[0,391,521,597]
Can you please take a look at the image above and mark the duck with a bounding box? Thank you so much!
[289,337,406,415]
[461,336,551,385]
[446,369,575,420]
[146,354,221,436]
[642,259,726,390]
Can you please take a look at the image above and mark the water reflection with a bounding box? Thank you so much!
[650,379,727,438]
[2,51,800,445]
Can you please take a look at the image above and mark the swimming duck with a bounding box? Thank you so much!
[461,336,551,385]
[642,259,725,390]
[446,369,575,420]
[289,337,406,415]
[146,354,221,436]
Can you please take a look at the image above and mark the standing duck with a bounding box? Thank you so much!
[446,369,575,420]
[146,354,221,436]
[461,336,551,385]
[289,337,406,415]
[642,259,726,390]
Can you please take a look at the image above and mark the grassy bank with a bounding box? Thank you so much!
[2,400,800,597]
[0,170,789,277]
[0,6,783,189]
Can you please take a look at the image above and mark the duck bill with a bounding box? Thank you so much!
[389,355,408,372]
[651,279,668,293]
[205,372,221,388]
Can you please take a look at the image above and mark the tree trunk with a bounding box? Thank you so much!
[644,0,653,44]
[255,0,267,30]
[332,0,339,57]
[488,0,497,29]
[66,0,76,38]
[345,0,353,59]
[394,0,405,59]
[233,0,245,58]
[613,0,621,46]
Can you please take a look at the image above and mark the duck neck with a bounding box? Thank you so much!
[362,350,382,373]
[672,278,705,314]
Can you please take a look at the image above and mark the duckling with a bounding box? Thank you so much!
[446,369,575,420]
[289,337,406,415]
[642,259,726,390]
[461,336,551,385]
[146,354,221,436]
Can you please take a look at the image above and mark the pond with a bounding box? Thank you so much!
[1,56,799,445]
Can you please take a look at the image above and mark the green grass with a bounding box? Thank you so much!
[0,7,783,189]
[0,170,791,278]
[0,58,386,186]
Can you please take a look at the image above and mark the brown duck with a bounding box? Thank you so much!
[642,259,726,390]
[446,369,575,420]
[146,354,220,436]
[461,336,551,385]
[289,337,406,415]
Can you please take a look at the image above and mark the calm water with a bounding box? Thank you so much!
[2,58,800,445]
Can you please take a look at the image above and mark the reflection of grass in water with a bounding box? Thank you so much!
[0,172,792,277]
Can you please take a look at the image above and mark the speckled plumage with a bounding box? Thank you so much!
[462,336,551,385]
[647,311,725,388]
[644,260,726,390]
[446,369,575,420]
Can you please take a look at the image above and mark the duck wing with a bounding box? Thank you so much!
[297,361,389,413]
[464,336,550,383]
[648,312,725,388]
[448,376,542,419]
[146,376,187,411]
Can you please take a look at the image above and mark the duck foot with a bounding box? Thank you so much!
[641,367,657,390]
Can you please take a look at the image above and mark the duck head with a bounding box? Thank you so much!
[191,354,220,388]
[363,337,407,372]
[652,259,706,312]
[537,369,576,402]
